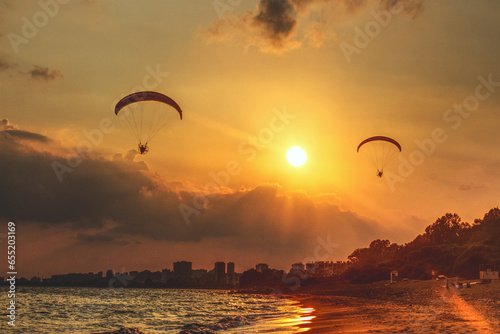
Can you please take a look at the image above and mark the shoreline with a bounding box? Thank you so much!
[25,280,498,333]
[283,279,500,333]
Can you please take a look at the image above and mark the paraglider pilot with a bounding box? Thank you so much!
[138,142,149,155]
[376,170,383,178]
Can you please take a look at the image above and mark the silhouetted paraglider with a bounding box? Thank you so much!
[357,136,401,177]
[115,91,182,155]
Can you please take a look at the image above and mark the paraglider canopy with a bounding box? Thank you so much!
[357,136,401,177]
[114,91,183,118]
[115,91,182,155]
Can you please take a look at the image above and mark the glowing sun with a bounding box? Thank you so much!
[287,146,307,167]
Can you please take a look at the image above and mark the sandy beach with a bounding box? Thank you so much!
[289,279,500,333]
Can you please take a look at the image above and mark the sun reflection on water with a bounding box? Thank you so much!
[273,305,316,333]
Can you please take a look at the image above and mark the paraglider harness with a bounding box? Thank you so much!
[138,142,149,155]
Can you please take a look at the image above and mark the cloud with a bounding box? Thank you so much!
[252,0,299,51]
[380,0,424,19]
[2,129,51,143]
[203,0,424,53]
[27,65,63,81]
[0,119,52,146]
[304,19,337,47]
[334,0,424,16]
[0,126,389,262]
[0,118,18,130]
[205,0,301,54]
[458,183,486,192]
[0,56,18,72]
[0,55,63,81]
[76,228,136,245]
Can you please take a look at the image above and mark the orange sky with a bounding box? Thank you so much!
[1,0,500,278]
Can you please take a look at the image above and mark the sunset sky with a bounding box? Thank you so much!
[1,0,499,278]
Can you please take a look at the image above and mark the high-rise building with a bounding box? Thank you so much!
[173,261,192,283]
[105,270,114,279]
[227,262,235,274]
[214,262,225,284]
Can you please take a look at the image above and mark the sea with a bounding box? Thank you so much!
[0,287,313,333]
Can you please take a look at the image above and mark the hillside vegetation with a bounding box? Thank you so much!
[345,208,500,283]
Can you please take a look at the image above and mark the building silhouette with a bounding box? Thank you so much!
[305,261,349,277]
[226,262,240,285]
[105,270,114,279]
[227,262,235,274]
[174,261,192,284]
[215,262,225,285]
[8,260,246,288]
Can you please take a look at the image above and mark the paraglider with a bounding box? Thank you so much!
[357,136,401,177]
[114,91,182,154]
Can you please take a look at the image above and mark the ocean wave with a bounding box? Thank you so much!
[178,315,253,334]
[90,315,252,334]
[91,326,146,334]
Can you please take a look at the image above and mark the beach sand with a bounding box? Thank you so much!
[289,279,500,333]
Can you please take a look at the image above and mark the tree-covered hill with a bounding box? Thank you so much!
[345,208,500,283]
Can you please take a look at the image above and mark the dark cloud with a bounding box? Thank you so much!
[0,119,51,144]
[205,0,302,53]
[204,0,424,53]
[0,118,18,130]
[28,65,63,81]
[0,135,158,226]
[0,128,388,260]
[0,56,63,81]
[0,56,18,72]
[252,0,298,50]
[1,129,51,143]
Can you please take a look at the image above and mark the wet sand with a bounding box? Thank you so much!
[290,279,500,333]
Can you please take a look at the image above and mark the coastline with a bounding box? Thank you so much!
[87,280,500,333]
[285,279,500,333]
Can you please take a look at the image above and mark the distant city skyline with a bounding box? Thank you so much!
[1,259,350,286]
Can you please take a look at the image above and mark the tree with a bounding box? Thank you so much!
[347,239,399,267]
[424,213,470,244]
[471,207,500,246]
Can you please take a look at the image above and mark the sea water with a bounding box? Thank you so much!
[0,287,312,333]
